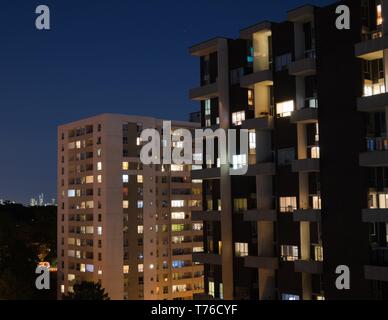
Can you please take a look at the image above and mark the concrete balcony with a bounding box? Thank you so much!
[357,92,388,112]
[294,260,323,274]
[243,209,277,222]
[240,69,273,88]
[246,162,276,176]
[293,209,321,222]
[192,167,221,180]
[365,265,388,282]
[244,256,278,270]
[290,108,318,124]
[287,5,314,22]
[292,159,320,173]
[362,208,388,223]
[359,151,388,167]
[189,82,219,101]
[192,211,221,222]
[288,57,316,77]
[355,36,388,61]
[189,37,221,57]
[192,253,222,266]
[242,116,274,131]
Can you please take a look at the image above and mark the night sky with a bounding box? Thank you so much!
[0,0,332,204]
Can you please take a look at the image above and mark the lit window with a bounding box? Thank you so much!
[86,176,94,184]
[248,89,254,106]
[97,162,102,171]
[123,265,129,274]
[61,285,65,293]
[249,130,256,154]
[171,200,185,208]
[205,99,211,116]
[209,281,215,298]
[97,175,102,183]
[232,154,247,170]
[282,294,300,301]
[97,227,102,236]
[137,225,144,234]
[123,175,129,183]
[312,196,322,210]
[232,111,245,126]
[149,264,155,269]
[137,137,141,146]
[235,242,249,257]
[122,162,129,170]
[137,201,144,209]
[281,245,299,261]
[86,264,94,273]
[76,140,81,149]
[80,264,86,273]
[138,264,144,273]
[68,190,75,198]
[280,197,297,213]
[220,283,224,300]
[123,201,129,209]
[193,223,203,231]
[137,175,143,183]
[377,4,383,25]
[311,146,320,159]
[171,212,185,220]
[233,198,247,212]
[98,268,103,275]
[276,100,294,117]
[171,164,184,172]
[97,149,102,157]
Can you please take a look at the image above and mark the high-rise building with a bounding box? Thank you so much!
[189,0,388,300]
[57,114,204,300]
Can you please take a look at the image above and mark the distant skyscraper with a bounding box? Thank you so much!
[39,193,44,206]
[30,198,38,207]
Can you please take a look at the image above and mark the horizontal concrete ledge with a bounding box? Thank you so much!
[192,253,222,266]
[290,108,318,124]
[244,256,278,270]
[192,167,221,180]
[293,209,321,222]
[245,162,276,176]
[240,69,273,88]
[362,208,388,223]
[192,211,221,222]
[357,92,388,112]
[189,37,223,56]
[243,209,277,222]
[189,82,219,101]
[288,57,316,76]
[355,36,388,61]
[294,260,323,274]
[242,116,274,131]
[365,265,388,282]
[359,151,388,167]
[292,159,320,173]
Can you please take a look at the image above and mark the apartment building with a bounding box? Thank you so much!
[57,114,204,300]
[189,0,388,300]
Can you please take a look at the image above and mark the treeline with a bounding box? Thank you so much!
[0,203,57,300]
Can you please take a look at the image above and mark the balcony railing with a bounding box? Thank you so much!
[366,137,388,152]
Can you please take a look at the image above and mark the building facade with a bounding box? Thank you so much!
[190,0,388,300]
[57,114,204,300]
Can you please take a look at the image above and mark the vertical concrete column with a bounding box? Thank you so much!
[382,0,388,36]
[297,123,307,160]
[295,77,305,111]
[218,38,234,300]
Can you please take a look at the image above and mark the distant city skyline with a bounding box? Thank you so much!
[0,0,332,203]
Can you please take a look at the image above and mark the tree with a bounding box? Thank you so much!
[65,282,110,300]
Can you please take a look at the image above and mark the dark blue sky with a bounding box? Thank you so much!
[0,0,332,204]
